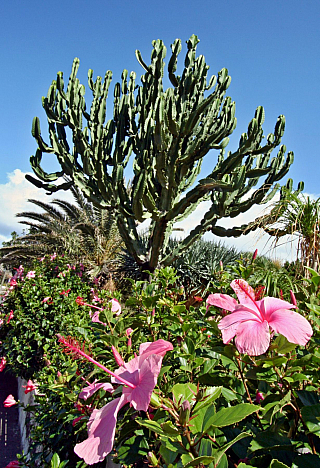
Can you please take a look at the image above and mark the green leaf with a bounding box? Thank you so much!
[204,404,260,433]
[273,334,297,354]
[136,419,165,436]
[194,387,222,412]
[262,391,291,424]
[191,405,215,434]
[51,453,60,468]
[183,433,250,468]
[161,421,180,437]
[183,456,217,467]
[172,383,197,405]
[269,460,290,468]
[216,453,228,468]
[117,434,149,464]
[249,431,292,453]
[301,404,320,436]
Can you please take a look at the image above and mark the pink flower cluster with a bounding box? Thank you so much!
[206,279,313,356]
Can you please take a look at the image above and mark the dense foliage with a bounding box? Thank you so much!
[0,255,319,468]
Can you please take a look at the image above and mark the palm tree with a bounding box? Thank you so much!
[256,190,320,273]
[0,183,123,276]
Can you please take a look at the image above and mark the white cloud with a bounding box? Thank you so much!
[0,169,73,241]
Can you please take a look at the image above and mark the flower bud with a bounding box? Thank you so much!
[112,346,124,366]
[290,290,297,306]
[255,391,264,404]
[178,399,190,426]
[252,249,258,261]
[147,452,158,466]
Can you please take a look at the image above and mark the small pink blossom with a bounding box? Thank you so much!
[206,279,313,356]
[126,328,134,337]
[6,310,14,324]
[0,356,6,372]
[26,270,36,279]
[255,391,264,404]
[76,296,85,306]
[110,298,121,315]
[0,319,3,326]
[42,297,53,304]
[252,249,258,261]
[60,289,71,296]
[9,279,17,287]
[4,394,17,407]
[22,379,37,394]
[50,253,57,261]
[13,265,24,279]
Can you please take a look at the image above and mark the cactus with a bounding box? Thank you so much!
[27,35,298,272]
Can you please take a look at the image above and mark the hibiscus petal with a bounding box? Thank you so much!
[139,339,173,359]
[74,395,128,464]
[112,354,141,387]
[218,308,262,331]
[123,355,163,412]
[235,320,270,355]
[268,309,313,345]
[259,297,296,321]
[220,323,239,344]
[231,279,256,307]
[206,293,238,312]
[79,382,114,400]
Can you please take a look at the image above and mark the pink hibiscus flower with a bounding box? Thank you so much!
[206,279,313,356]
[22,379,37,394]
[3,394,17,407]
[65,338,173,465]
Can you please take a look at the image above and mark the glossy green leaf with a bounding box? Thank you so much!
[204,404,260,432]
[172,383,197,405]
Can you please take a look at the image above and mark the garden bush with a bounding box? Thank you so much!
[1,257,320,468]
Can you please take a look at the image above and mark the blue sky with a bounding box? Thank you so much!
[0,0,319,256]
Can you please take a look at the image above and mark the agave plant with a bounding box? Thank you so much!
[116,236,241,298]
[0,182,123,276]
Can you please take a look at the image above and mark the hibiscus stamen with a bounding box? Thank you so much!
[57,335,136,389]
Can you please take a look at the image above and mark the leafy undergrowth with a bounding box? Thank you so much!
[1,255,320,468]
